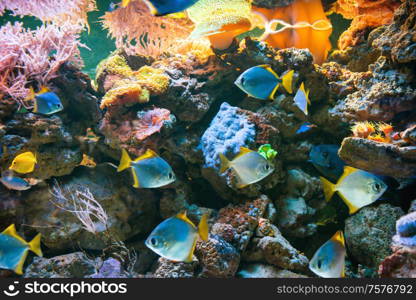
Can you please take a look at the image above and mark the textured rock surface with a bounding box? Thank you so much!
[237,263,308,278]
[379,247,416,278]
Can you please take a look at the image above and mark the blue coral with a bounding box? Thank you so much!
[199,102,256,169]
[393,211,416,247]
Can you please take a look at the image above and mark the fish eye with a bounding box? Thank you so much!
[317,260,322,269]
[372,182,381,192]
[150,237,158,246]
[168,172,174,179]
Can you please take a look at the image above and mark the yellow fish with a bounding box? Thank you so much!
[145,211,208,262]
[309,230,346,278]
[320,166,387,214]
[219,147,274,188]
[9,152,37,174]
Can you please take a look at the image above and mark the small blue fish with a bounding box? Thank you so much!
[0,224,42,274]
[0,171,31,191]
[294,82,310,115]
[143,0,199,16]
[27,86,63,115]
[296,122,317,134]
[235,65,294,100]
[309,145,345,182]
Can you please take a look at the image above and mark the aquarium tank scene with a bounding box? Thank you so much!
[0,0,415,282]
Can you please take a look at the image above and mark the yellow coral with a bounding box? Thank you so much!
[96,54,134,79]
[133,66,170,94]
[187,0,252,50]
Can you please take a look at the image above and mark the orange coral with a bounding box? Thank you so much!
[253,0,332,64]
[333,0,401,49]
[351,121,376,138]
[101,0,193,57]
[351,121,394,143]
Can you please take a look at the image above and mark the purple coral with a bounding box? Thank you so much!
[392,212,416,247]
[89,258,127,278]
[199,102,256,169]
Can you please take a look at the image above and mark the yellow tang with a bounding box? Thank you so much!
[9,152,37,174]
[320,166,387,214]
[145,212,208,262]
[117,149,176,188]
[309,230,346,278]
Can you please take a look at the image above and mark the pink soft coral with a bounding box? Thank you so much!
[135,108,171,141]
[0,22,86,103]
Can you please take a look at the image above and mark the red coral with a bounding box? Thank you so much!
[135,108,171,141]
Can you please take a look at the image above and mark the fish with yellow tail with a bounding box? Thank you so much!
[9,151,37,174]
[309,230,346,278]
[0,224,42,275]
[235,65,294,100]
[26,86,64,115]
[219,147,275,188]
[293,82,310,115]
[320,166,387,214]
[145,212,209,262]
[117,148,176,188]
[144,0,199,16]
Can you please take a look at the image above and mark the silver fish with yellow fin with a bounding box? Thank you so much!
[320,166,387,214]
[117,149,176,188]
[0,224,42,275]
[144,0,199,16]
[309,230,346,278]
[0,171,31,191]
[294,82,310,115]
[219,147,274,188]
[145,212,208,262]
[26,86,63,115]
[9,151,37,174]
[235,65,294,100]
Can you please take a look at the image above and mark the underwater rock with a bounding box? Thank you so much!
[339,137,416,178]
[378,247,416,278]
[0,187,22,226]
[88,258,129,278]
[345,203,404,268]
[24,252,101,278]
[237,263,307,278]
[23,165,158,251]
[392,212,416,248]
[153,258,198,278]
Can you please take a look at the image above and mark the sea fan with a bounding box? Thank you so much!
[101,0,193,57]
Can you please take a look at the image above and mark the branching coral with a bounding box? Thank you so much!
[101,0,193,57]
[0,22,85,104]
[333,0,402,49]
[253,0,332,64]
[0,0,96,28]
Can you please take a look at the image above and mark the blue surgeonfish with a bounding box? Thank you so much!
[117,148,176,188]
[143,0,199,16]
[293,82,310,115]
[309,145,345,182]
[296,122,317,134]
[0,224,42,275]
[0,171,31,191]
[309,230,346,278]
[145,211,208,262]
[234,65,294,100]
[320,166,387,214]
[26,86,63,115]
[219,147,275,188]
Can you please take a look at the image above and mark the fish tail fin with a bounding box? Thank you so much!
[198,214,209,241]
[28,233,43,257]
[219,153,230,173]
[14,251,29,275]
[117,149,132,172]
[281,70,294,94]
[320,176,335,202]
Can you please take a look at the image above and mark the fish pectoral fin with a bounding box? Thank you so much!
[28,233,43,257]
[176,211,196,228]
[320,177,335,202]
[131,168,140,188]
[198,214,209,241]
[117,149,132,172]
[14,250,29,275]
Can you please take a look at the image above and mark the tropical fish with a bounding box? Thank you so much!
[309,231,346,278]
[0,224,42,275]
[296,122,317,134]
[320,166,388,214]
[26,86,63,115]
[143,0,199,16]
[219,147,275,188]
[234,65,294,100]
[79,154,97,168]
[0,171,31,191]
[309,145,345,182]
[9,151,37,174]
[145,211,208,262]
[293,82,310,115]
[117,149,176,188]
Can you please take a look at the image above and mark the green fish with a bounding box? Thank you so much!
[309,230,346,278]
[0,224,42,275]
[145,212,208,262]
[117,149,176,188]
[320,166,387,214]
[219,147,275,188]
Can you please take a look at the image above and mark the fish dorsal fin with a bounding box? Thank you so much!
[2,224,27,245]
[134,149,158,162]
[337,166,359,186]
[330,230,345,246]
[234,147,253,159]
[258,65,279,79]
[37,86,50,95]
[176,211,196,228]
